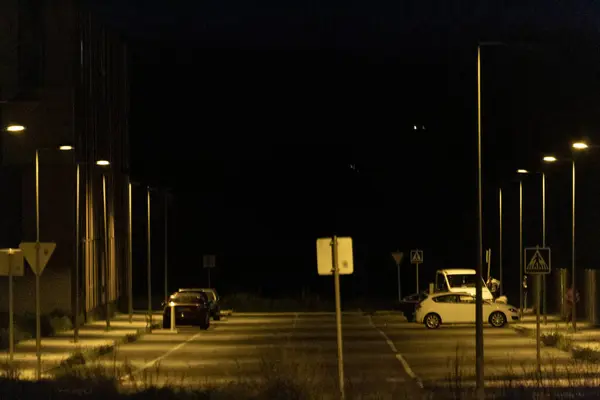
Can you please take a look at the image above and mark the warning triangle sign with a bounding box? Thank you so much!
[19,242,56,276]
[526,249,549,273]
[411,250,423,264]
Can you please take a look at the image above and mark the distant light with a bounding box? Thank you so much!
[422,125,426,130]
[59,145,74,151]
[168,301,175,307]
[6,124,25,133]
[572,142,588,150]
[543,156,557,162]
[413,125,417,130]
[96,160,110,166]
[517,169,529,174]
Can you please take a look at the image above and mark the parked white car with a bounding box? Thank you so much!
[415,291,519,329]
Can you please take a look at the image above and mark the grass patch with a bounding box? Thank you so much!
[0,309,73,350]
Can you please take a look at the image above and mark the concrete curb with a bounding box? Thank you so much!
[49,321,161,377]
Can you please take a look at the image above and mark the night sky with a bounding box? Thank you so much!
[90,1,600,302]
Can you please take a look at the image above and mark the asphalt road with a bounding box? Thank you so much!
[84,312,423,399]
[369,314,599,393]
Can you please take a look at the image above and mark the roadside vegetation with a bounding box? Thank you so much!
[0,309,73,350]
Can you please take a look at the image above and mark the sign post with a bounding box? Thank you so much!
[19,241,56,380]
[391,251,404,301]
[203,255,216,287]
[317,236,353,400]
[410,249,423,293]
[0,248,25,365]
[524,246,551,377]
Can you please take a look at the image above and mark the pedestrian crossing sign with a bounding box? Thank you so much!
[410,249,423,264]
[524,247,551,274]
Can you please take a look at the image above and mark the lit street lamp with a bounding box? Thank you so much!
[5,124,25,133]
[570,141,589,332]
[517,169,528,318]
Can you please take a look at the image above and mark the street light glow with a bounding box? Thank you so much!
[572,142,588,150]
[517,169,528,174]
[543,156,557,162]
[59,145,74,151]
[6,124,25,133]
[96,160,110,166]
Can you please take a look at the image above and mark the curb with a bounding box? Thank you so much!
[49,322,161,377]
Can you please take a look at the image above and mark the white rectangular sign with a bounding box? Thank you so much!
[203,254,216,269]
[317,237,354,276]
[0,249,24,276]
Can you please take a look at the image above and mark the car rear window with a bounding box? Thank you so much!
[172,292,206,303]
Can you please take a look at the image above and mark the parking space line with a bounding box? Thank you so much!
[368,316,424,389]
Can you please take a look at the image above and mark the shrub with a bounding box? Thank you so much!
[0,309,73,350]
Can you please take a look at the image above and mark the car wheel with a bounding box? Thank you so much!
[199,314,210,330]
[489,311,507,328]
[424,313,441,329]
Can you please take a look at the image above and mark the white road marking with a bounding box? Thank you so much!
[131,331,205,376]
[368,316,424,389]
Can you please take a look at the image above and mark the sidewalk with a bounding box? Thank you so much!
[513,313,600,352]
[0,311,163,380]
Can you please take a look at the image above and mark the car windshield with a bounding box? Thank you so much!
[447,274,479,288]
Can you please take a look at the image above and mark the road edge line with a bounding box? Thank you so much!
[367,316,424,389]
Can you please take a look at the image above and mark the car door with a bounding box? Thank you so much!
[455,295,477,323]
[434,294,460,323]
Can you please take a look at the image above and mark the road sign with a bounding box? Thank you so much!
[317,237,354,276]
[0,249,24,276]
[19,242,56,276]
[410,249,423,264]
[391,251,404,266]
[524,247,551,275]
[203,254,216,269]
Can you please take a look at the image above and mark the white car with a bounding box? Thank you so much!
[415,291,519,329]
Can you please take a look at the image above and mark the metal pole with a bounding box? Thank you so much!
[147,186,153,330]
[536,274,541,375]
[397,264,401,302]
[332,236,345,400]
[128,180,133,323]
[499,188,503,296]
[475,44,484,399]
[8,250,14,363]
[102,174,110,330]
[164,192,168,301]
[208,268,211,288]
[519,180,523,319]
[572,160,576,332]
[542,173,547,325]
[416,263,419,293]
[35,149,42,380]
[74,163,80,342]
[170,303,176,331]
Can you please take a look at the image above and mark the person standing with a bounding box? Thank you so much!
[565,287,580,326]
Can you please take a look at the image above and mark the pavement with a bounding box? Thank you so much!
[514,314,600,351]
[0,312,162,380]
[77,312,424,398]
[369,312,600,395]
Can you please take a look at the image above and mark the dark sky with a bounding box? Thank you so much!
[91,1,600,301]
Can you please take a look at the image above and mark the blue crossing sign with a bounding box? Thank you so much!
[524,247,551,275]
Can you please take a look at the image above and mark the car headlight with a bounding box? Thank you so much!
[509,308,517,313]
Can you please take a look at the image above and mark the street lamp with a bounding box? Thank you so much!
[5,124,25,133]
[570,141,589,332]
[516,169,528,318]
[97,161,112,331]
[541,155,558,325]
[32,144,73,378]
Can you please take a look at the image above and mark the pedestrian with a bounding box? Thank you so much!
[565,287,580,326]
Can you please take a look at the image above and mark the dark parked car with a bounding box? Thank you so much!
[162,291,211,330]
[179,288,221,321]
[399,291,429,322]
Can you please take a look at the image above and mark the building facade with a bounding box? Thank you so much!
[0,0,130,322]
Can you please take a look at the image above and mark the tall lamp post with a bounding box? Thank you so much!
[516,169,528,318]
[147,185,153,331]
[96,160,111,330]
[498,188,503,296]
[570,141,589,332]
[541,156,558,325]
